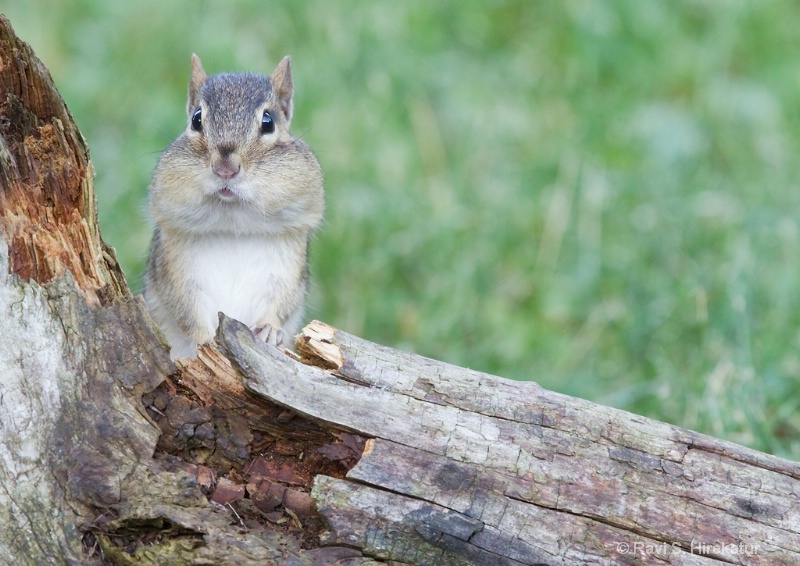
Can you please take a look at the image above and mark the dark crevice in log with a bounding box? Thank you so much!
[685,440,800,481]
[143,344,367,472]
[140,340,370,553]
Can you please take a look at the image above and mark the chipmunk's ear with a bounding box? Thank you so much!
[270,56,293,125]
[187,53,208,116]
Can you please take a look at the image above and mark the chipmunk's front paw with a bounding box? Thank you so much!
[253,324,285,347]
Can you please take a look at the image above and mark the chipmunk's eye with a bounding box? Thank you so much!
[261,111,275,134]
[191,108,202,132]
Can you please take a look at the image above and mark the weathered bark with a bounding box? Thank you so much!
[220,318,800,565]
[1,13,800,566]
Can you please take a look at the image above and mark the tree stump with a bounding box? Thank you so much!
[1,14,799,566]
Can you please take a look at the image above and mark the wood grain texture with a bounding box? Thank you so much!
[220,318,800,565]
[0,16,126,305]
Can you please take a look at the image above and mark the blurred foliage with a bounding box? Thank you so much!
[3,0,800,458]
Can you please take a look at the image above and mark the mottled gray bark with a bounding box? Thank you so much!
[220,303,800,566]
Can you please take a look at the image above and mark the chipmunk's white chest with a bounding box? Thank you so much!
[187,234,297,329]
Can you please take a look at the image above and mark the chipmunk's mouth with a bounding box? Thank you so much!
[217,187,236,200]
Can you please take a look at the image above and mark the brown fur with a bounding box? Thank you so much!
[144,55,324,359]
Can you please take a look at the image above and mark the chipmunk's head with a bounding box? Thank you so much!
[150,55,323,235]
[184,54,294,199]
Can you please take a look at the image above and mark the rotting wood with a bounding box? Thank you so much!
[219,317,800,565]
[144,343,351,470]
[0,18,126,304]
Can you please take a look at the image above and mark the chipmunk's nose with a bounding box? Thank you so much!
[212,152,241,180]
[213,160,240,180]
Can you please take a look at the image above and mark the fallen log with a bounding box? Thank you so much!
[220,317,800,565]
[1,13,798,566]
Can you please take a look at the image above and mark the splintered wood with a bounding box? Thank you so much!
[0,20,126,305]
[296,319,345,369]
[220,315,800,565]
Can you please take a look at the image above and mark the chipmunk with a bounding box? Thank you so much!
[144,54,324,360]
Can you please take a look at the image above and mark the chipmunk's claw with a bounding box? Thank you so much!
[253,324,285,347]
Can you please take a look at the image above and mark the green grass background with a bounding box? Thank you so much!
[4,1,800,459]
